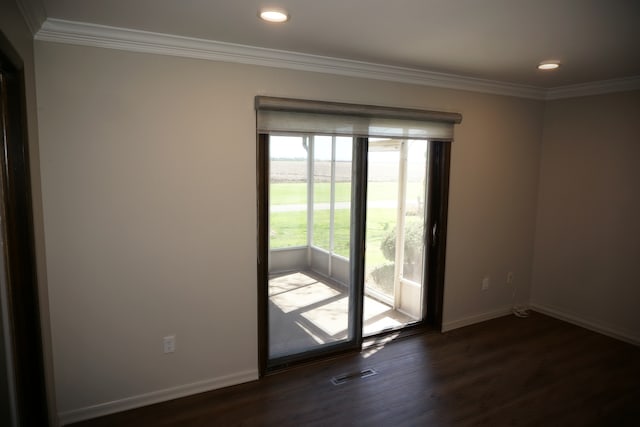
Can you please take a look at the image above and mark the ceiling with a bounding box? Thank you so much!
[30,0,640,88]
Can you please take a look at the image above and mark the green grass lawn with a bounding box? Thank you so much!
[270,207,397,267]
[269,182,351,205]
[270,181,424,205]
[269,181,425,277]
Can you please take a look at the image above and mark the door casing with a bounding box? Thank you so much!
[0,30,50,426]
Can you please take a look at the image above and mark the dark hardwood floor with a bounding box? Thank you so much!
[70,312,640,426]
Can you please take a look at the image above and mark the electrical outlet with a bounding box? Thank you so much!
[482,276,490,291]
[507,272,514,284]
[163,335,176,354]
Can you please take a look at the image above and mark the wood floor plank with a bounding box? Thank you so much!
[69,313,640,426]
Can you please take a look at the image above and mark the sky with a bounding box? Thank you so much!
[269,136,427,163]
[269,135,352,161]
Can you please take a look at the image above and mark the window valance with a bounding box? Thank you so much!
[255,96,462,140]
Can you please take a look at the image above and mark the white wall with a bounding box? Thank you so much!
[34,41,544,421]
[0,1,56,425]
[532,90,640,344]
[443,91,543,328]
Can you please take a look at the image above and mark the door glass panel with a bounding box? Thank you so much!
[402,141,428,285]
[269,136,308,250]
[364,140,399,301]
[268,135,354,360]
[363,139,428,336]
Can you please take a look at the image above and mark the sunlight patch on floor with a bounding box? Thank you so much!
[269,271,415,358]
[269,272,319,296]
[301,297,349,337]
[270,281,340,313]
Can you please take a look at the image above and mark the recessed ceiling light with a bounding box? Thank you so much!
[259,9,289,23]
[538,61,561,70]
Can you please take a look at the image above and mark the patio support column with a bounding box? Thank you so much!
[328,136,337,277]
[306,135,314,268]
[393,140,409,309]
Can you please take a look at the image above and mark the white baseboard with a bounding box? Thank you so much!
[530,302,640,346]
[59,369,259,426]
[441,307,513,332]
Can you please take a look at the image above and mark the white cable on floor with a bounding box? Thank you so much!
[511,280,530,318]
[512,305,530,318]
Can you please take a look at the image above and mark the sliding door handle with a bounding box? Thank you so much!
[431,223,437,247]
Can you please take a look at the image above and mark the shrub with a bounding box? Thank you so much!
[369,263,394,295]
[380,218,424,266]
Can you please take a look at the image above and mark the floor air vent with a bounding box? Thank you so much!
[331,368,378,385]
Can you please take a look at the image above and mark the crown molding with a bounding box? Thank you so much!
[35,19,546,100]
[16,0,46,35]
[34,19,639,101]
[545,76,640,100]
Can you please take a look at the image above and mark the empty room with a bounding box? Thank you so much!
[0,0,639,426]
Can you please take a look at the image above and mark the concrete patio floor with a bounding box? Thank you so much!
[269,271,415,358]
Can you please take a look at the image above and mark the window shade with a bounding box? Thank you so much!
[255,96,462,140]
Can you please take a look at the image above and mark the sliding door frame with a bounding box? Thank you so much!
[256,133,269,376]
[349,137,368,350]
[257,134,451,376]
[424,140,451,330]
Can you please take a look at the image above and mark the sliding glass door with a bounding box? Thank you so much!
[363,139,428,336]
[267,135,357,362]
[262,134,437,368]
